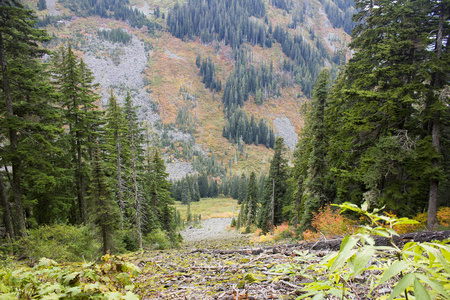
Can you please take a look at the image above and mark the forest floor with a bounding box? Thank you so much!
[131,218,304,299]
[130,218,450,299]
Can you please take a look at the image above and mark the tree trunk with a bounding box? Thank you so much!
[102,226,108,254]
[427,3,444,231]
[0,172,14,240]
[271,179,274,234]
[131,130,143,248]
[116,136,124,231]
[0,33,26,237]
[76,136,86,225]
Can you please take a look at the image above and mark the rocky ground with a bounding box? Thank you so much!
[45,0,60,16]
[133,218,300,299]
[130,219,450,299]
[180,218,251,245]
[273,117,298,151]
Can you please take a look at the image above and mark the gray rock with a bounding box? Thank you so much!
[273,116,298,150]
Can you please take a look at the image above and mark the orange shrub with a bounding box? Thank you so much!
[310,204,354,238]
[437,207,450,227]
[385,208,450,234]
[390,211,426,234]
[303,229,321,242]
[250,222,294,243]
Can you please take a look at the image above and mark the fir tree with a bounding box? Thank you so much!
[144,149,175,235]
[88,145,121,254]
[53,45,103,225]
[246,172,258,226]
[0,0,56,237]
[326,0,449,225]
[258,137,289,233]
[238,173,247,204]
[297,68,332,232]
[104,90,128,231]
[124,91,144,248]
[37,0,46,10]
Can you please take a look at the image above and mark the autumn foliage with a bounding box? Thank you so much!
[251,222,294,243]
[303,204,354,242]
[392,207,450,234]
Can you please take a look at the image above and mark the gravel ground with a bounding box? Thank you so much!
[45,0,60,16]
[180,218,239,242]
[273,116,298,150]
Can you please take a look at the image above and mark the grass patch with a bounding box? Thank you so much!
[174,197,240,220]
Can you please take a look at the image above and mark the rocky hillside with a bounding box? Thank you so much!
[30,0,352,178]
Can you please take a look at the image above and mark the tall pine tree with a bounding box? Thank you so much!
[124,91,144,248]
[143,149,175,237]
[104,90,128,231]
[258,137,289,233]
[88,145,121,254]
[297,68,332,232]
[326,0,449,224]
[246,171,258,226]
[53,44,103,224]
[0,0,60,237]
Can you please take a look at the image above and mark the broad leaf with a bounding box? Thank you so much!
[413,278,431,300]
[379,260,410,285]
[415,274,450,299]
[388,273,415,300]
[352,247,375,276]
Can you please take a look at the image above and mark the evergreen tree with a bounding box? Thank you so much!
[297,68,332,232]
[144,149,175,235]
[198,172,209,198]
[326,0,449,226]
[237,173,247,204]
[104,90,128,231]
[37,0,46,10]
[258,137,289,233]
[88,145,121,254]
[53,45,103,225]
[104,89,128,231]
[124,91,144,248]
[181,179,191,205]
[0,0,58,237]
[246,171,258,226]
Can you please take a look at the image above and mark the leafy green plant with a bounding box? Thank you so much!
[15,224,100,263]
[0,254,140,299]
[145,229,172,250]
[271,202,450,300]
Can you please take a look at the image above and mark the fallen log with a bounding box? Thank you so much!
[190,230,450,255]
[303,230,450,251]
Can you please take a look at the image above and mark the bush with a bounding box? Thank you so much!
[303,204,354,241]
[122,231,140,252]
[145,229,171,250]
[312,204,354,237]
[250,222,294,243]
[437,207,450,228]
[16,224,99,263]
[272,202,450,300]
[0,255,140,298]
[390,207,450,233]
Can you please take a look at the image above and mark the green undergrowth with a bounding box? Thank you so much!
[272,202,450,300]
[0,254,140,299]
[2,203,449,299]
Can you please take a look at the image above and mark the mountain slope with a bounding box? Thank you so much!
[29,0,352,178]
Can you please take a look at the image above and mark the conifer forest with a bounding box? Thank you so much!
[0,0,449,299]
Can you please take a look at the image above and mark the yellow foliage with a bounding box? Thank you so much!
[250,222,293,243]
[437,207,450,227]
[386,207,450,234]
